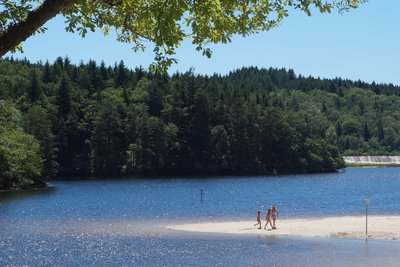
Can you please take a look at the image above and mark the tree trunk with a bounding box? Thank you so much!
[0,0,79,57]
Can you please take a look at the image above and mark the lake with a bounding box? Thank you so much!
[1,168,399,266]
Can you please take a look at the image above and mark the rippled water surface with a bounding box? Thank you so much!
[1,168,400,266]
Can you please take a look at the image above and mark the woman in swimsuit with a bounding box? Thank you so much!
[271,204,278,229]
[264,208,272,229]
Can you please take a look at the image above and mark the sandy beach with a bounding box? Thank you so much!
[166,216,400,240]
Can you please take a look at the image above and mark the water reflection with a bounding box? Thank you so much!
[1,168,400,266]
[1,226,398,266]
[0,186,55,203]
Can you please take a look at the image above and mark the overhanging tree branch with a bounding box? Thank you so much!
[0,0,365,67]
[0,0,80,57]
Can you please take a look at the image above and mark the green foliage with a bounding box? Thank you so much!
[23,105,56,177]
[0,127,43,189]
[0,100,43,189]
[4,58,400,179]
[1,1,365,68]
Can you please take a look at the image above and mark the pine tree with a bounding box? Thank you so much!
[56,75,71,118]
[28,70,40,103]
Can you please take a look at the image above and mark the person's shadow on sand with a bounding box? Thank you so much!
[239,228,273,231]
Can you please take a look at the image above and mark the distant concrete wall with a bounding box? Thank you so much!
[344,156,400,165]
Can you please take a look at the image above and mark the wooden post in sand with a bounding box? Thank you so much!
[364,198,371,236]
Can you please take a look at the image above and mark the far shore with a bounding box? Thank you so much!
[346,164,400,168]
[165,216,400,241]
[344,155,400,167]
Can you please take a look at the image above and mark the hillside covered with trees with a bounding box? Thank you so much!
[1,57,399,189]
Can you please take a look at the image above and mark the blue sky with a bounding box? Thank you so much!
[9,0,400,85]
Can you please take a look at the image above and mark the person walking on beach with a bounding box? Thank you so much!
[271,204,278,229]
[264,208,272,230]
[254,210,262,229]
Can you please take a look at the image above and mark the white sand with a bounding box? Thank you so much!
[165,216,400,240]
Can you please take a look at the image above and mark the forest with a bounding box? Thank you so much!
[1,57,400,189]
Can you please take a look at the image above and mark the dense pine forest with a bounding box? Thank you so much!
[1,57,400,189]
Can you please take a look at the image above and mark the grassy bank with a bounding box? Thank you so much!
[346,163,400,168]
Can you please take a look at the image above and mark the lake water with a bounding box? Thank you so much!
[1,168,399,266]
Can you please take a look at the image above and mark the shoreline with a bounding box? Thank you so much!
[165,215,400,241]
[346,164,400,168]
